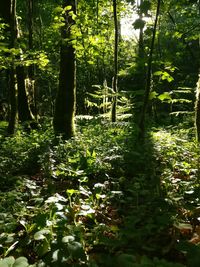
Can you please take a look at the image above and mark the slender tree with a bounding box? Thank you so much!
[133,0,146,121]
[138,0,144,59]
[111,0,119,122]
[195,75,200,142]
[27,0,37,118]
[138,0,161,138]
[53,0,77,138]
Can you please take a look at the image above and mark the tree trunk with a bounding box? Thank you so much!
[138,0,144,59]
[7,66,17,135]
[28,0,37,118]
[111,0,119,122]
[53,0,77,138]
[16,0,35,125]
[0,0,18,134]
[134,0,146,122]
[138,0,161,139]
[16,62,34,122]
[195,75,200,142]
[0,0,11,23]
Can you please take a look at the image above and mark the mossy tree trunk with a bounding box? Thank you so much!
[53,0,76,139]
[0,0,18,134]
[16,62,34,123]
[8,0,18,135]
[16,0,35,125]
[1,0,35,132]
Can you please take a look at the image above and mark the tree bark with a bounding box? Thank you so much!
[134,0,146,122]
[15,0,34,125]
[16,62,34,122]
[7,66,17,135]
[195,76,200,142]
[28,0,37,118]
[111,0,119,122]
[0,0,18,134]
[0,0,11,24]
[53,0,77,138]
[138,0,161,139]
[138,0,144,59]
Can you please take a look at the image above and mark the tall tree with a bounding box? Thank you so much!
[0,0,18,134]
[53,0,77,138]
[27,0,37,118]
[132,0,147,121]
[138,0,161,138]
[195,75,200,142]
[111,0,119,122]
[137,0,145,58]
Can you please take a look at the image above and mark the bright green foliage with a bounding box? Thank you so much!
[0,0,199,265]
[0,117,199,266]
[0,257,29,267]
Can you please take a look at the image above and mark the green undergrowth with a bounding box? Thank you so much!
[0,118,200,266]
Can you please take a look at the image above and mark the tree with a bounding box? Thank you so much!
[111,0,119,122]
[138,0,161,138]
[16,59,34,124]
[27,0,37,118]
[0,0,18,135]
[53,0,77,138]
[195,75,200,142]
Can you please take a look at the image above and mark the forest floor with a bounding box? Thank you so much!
[0,118,200,267]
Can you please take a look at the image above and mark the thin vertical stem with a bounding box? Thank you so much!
[111,0,119,122]
[139,0,161,139]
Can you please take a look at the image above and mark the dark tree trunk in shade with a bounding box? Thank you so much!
[16,1,34,125]
[138,0,161,139]
[53,0,77,139]
[195,75,200,142]
[0,0,18,134]
[111,0,119,122]
[0,0,11,23]
[16,64,34,122]
[7,66,17,135]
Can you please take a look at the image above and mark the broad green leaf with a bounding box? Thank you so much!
[62,235,75,243]
[13,257,29,267]
[45,194,66,203]
[158,92,172,101]
[0,256,15,267]
[54,7,63,13]
[34,229,50,240]
[149,91,158,100]
[64,5,72,11]
[66,189,79,196]
[154,71,163,76]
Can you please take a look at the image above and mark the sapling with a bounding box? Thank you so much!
[195,74,200,181]
[195,74,200,142]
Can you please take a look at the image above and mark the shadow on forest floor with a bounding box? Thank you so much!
[0,118,199,266]
[115,123,200,267]
[111,127,186,265]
